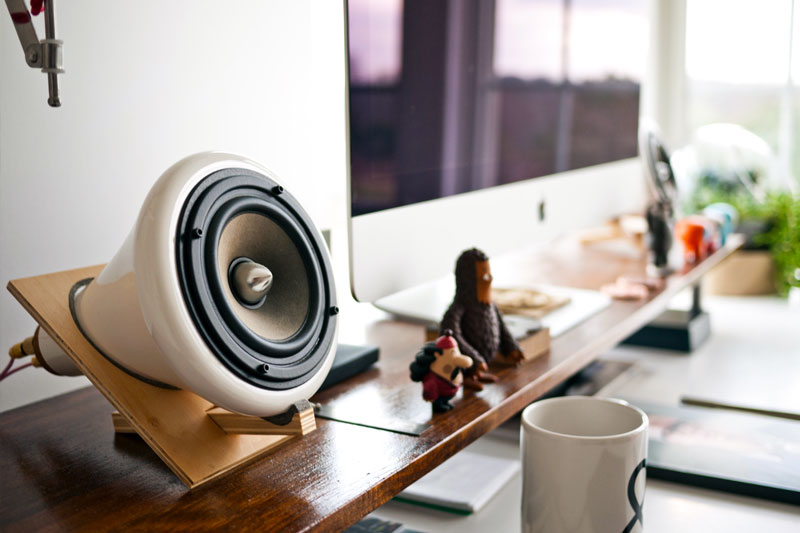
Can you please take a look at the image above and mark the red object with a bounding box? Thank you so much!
[422,372,458,401]
[691,214,722,254]
[435,334,457,350]
[30,0,44,15]
[675,218,707,264]
[10,11,31,24]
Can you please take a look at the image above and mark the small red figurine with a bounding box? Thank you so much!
[409,330,473,413]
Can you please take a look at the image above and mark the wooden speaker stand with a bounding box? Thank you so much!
[7,265,317,489]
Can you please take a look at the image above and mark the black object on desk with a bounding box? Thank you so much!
[622,283,711,352]
[319,343,380,390]
[345,516,422,533]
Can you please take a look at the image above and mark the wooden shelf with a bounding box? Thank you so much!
[0,236,743,531]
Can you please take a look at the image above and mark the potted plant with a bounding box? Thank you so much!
[686,179,799,297]
[671,124,799,297]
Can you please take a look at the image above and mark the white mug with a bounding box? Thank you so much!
[520,396,648,533]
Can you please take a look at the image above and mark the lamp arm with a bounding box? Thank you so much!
[4,0,63,107]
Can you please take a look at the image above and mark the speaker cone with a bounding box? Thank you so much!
[219,215,308,335]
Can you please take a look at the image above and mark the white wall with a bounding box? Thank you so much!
[0,1,348,411]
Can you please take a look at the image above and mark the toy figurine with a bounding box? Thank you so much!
[409,330,472,413]
[645,200,673,276]
[675,217,708,264]
[676,215,721,265]
[703,203,738,245]
[440,248,523,390]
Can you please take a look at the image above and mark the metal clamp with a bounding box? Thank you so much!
[5,0,63,106]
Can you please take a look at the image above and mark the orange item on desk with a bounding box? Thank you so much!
[675,216,717,264]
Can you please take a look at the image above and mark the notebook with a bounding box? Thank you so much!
[394,451,519,515]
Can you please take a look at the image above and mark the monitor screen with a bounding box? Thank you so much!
[348,0,648,217]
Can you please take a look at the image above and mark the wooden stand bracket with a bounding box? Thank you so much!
[112,404,316,436]
[7,265,316,489]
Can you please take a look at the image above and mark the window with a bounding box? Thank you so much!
[685,0,799,187]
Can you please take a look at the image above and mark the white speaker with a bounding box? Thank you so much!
[35,152,339,417]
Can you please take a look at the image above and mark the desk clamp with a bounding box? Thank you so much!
[4,0,63,107]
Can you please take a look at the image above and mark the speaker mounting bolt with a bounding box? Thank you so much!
[259,363,269,374]
[191,228,204,239]
[330,306,339,315]
[271,185,284,195]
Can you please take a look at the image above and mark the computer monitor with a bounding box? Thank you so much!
[346,0,650,319]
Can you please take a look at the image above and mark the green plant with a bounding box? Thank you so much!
[686,181,800,296]
[757,192,800,296]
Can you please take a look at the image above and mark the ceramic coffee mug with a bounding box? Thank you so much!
[520,396,648,533]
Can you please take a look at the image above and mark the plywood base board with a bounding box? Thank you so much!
[7,266,314,489]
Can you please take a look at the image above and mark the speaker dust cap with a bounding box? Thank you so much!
[175,168,337,391]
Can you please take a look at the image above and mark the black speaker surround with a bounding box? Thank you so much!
[175,168,338,391]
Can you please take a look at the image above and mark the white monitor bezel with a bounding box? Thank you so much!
[348,158,647,303]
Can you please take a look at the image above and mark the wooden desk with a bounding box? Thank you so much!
[0,237,742,532]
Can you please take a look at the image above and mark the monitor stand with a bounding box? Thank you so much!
[374,277,611,339]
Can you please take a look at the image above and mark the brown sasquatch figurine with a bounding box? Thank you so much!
[410,330,473,413]
[441,248,523,390]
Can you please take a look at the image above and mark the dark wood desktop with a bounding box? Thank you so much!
[0,236,742,532]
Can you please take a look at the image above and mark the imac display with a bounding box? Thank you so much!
[347,0,650,309]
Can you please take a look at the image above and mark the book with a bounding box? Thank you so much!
[393,451,519,515]
[631,400,800,506]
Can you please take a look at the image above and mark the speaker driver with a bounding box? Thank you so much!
[218,213,309,340]
[176,168,337,391]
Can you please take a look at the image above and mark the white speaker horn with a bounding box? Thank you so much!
[36,152,339,417]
